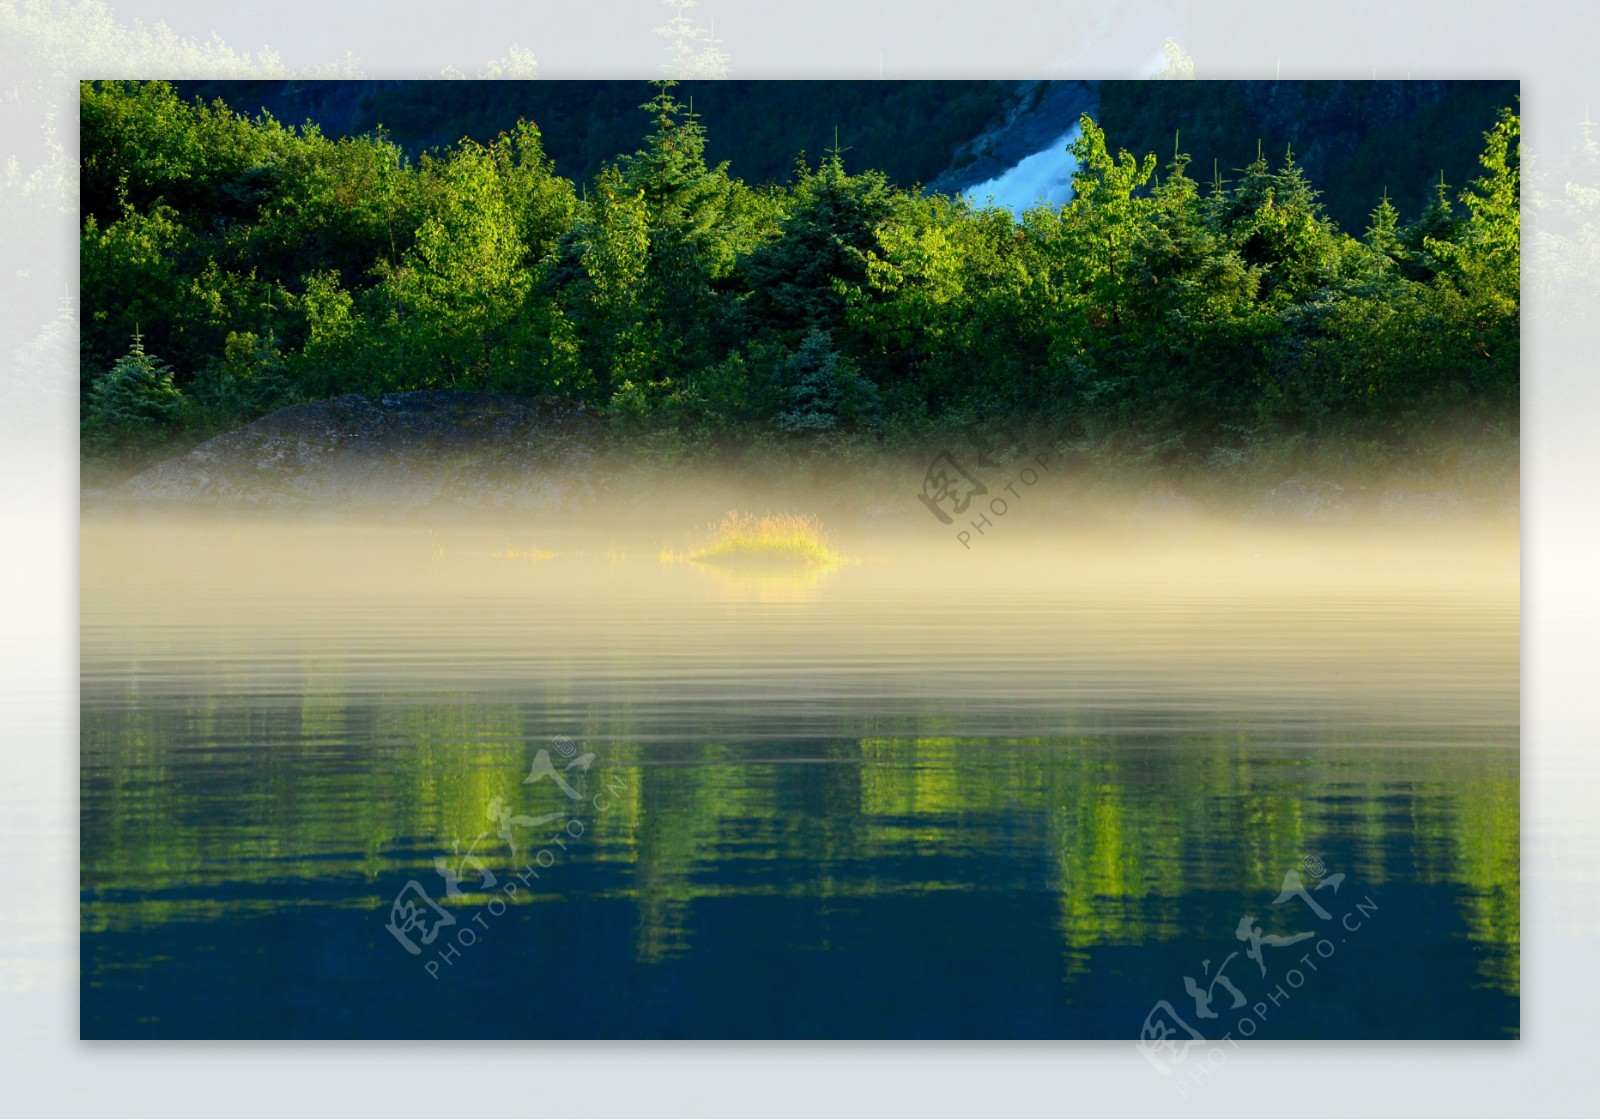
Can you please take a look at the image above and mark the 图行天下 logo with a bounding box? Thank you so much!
[383,737,628,979]
[1135,856,1380,1097]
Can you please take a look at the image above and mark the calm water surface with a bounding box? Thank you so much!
[80,517,1518,1038]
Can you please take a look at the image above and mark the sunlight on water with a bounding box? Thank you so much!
[79,513,1518,1038]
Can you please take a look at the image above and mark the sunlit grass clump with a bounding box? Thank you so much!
[667,511,842,569]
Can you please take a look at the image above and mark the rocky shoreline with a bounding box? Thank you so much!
[83,391,1516,532]
[85,391,605,514]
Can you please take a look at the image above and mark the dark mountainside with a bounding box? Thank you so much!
[1098,80,1519,231]
[927,80,1098,196]
[179,78,1517,227]
[177,79,1018,192]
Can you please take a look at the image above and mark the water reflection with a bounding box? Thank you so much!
[80,516,1518,1038]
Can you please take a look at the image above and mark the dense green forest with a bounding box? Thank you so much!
[80,78,1519,463]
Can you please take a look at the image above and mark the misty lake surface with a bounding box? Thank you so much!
[80,516,1518,1039]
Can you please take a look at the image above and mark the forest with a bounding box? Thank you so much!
[79,78,1520,465]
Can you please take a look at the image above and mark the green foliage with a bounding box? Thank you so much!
[1439,106,1521,307]
[370,139,532,388]
[77,79,1520,461]
[1059,115,1159,331]
[80,197,192,380]
[1362,191,1403,269]
[80,78,298,226]
[192,330,294,421]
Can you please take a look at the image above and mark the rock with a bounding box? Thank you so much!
[109,391,606,513]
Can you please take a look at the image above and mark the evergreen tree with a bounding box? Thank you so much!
[1211,144,1340,304]
[1450,105,1521,306]
[743,144,895,340]
[1401,172,1462,278]
[84,330,184,450]
[1120,144,1261,431]
[614,81,743,379]
[774,328,883,434]
[1364,190,1402,257]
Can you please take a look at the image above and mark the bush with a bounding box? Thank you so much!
[192,330,295,421]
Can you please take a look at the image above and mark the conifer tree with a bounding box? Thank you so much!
[84,330,183,449]
[1401,172,1461,278]
[1365,190,1401,254]
[744,143,895,339]
[774,328,882,433]
[1452,105,1521,305]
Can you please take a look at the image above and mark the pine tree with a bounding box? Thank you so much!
[613,81,744,381]
[1454,105,1521,303]
[1119,141,1260,432]
[84,330,183,449]
[1364,190,1403,263]
[1209,143,1338,303]
[1400,172,1460,278]
[774,328,882,433]
[744,145,895,339]
[1131,143,1254,322]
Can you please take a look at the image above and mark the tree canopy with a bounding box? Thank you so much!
[79,79,1520,462]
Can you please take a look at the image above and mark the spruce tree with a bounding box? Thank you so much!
[774,328,882,434]
[1363,190,1403,264]
[1400,172,1461,278]
[744,145,895,339]
[84,330,183,450]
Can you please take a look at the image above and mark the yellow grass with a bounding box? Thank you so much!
[667,510,842,569]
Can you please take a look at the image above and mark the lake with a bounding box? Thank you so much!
[80,514,1518,1039]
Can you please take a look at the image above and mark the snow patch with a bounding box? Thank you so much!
[962,123,1083,214]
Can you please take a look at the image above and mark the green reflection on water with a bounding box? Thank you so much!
[82,709,1518,1000]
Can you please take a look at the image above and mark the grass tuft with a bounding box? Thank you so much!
[673,510,842,568]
